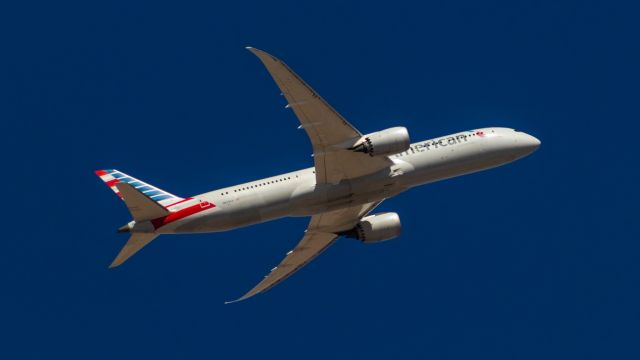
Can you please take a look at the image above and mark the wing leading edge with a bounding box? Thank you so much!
[246,47,393,184]
[226,48,394,303]
[226,201,383,304]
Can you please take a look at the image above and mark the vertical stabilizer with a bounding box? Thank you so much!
[94,169,183,208]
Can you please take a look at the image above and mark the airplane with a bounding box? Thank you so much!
[95,47,541,303]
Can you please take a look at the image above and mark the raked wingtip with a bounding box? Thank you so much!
[224,298,244,305]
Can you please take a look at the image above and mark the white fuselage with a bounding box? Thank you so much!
[154,127,540,234]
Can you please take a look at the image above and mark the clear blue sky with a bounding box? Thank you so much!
[2,0,639,358]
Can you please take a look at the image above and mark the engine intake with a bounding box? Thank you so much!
[341,212,402,244]
[350,127,410,157]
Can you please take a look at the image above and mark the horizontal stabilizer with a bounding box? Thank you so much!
[116,183,169,222]
[110,233,158,268]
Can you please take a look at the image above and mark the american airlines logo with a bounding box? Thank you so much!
[396,133,470,157]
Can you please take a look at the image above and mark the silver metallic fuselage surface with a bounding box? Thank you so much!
[157,127,540,234]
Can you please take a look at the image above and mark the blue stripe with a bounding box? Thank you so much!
[130,181,143,187]
[119,177,133,182]
[111,173,125,179]
[151,194,172,201]
[137,186,152,192]
[144,190,162,196]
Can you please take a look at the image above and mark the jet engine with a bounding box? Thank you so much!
[341,212,402,244]
[350,127,410,157]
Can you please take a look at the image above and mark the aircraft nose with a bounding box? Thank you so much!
[523,133,541,150]
[515,132,541,156]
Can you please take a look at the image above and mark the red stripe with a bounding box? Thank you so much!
[151,201,215,229]
[165,197,193,208]
[95,170,108,176]
[105,179,119,187]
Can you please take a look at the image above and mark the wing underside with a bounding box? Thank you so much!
[247,47,393,184]
[226,201,382,303]
[226,48,396,303]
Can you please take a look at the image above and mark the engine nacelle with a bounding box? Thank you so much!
[350,127,410,157]
[342,212,402,244]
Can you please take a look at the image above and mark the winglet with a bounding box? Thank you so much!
[224,287,259,304]
[224,298,246,305]
[245,46,279,63]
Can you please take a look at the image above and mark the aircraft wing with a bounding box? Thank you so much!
[226,201,383,303]
[247,47,393,184]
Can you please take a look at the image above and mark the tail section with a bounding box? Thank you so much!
[115,182,169,222]
[95,169,183,268]
[94,169,183,208]
[109,233,158,268]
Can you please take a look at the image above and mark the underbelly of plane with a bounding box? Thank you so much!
[163,143,518,235]
[167,182,397,233]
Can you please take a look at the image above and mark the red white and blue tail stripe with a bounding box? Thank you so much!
[95,169,183,208]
